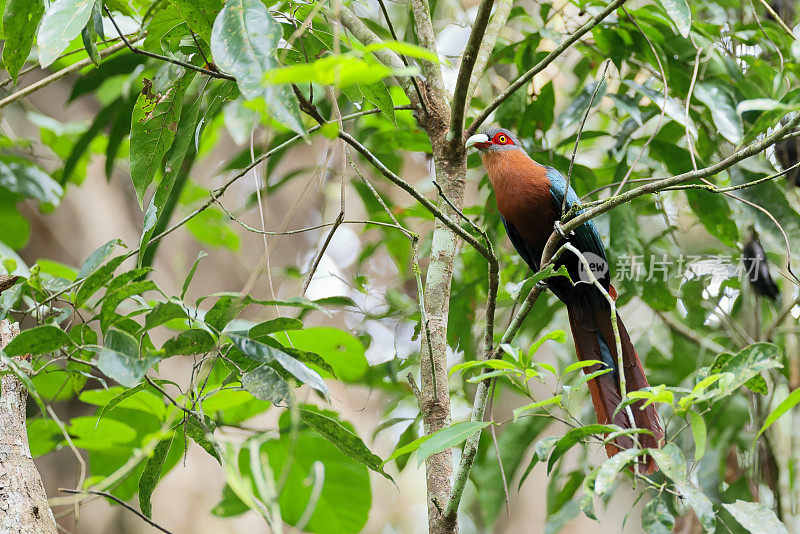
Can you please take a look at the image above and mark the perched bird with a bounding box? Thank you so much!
[742,230,780,300]
[466,128,664,473]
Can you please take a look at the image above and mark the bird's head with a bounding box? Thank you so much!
[465,128,523,153]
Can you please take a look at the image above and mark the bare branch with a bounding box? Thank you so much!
[466,0,628,139]
[0,40,132,110]
[449,0,496,144]
[409,0,447,100]
[561,61,609,218]
[465,0,513,104]
[59,489,173,534]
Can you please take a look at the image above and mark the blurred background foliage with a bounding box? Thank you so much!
[2,0,800,532]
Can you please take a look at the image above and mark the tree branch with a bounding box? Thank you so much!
[464,0,513,107]
[339,7,422,109]
[104,6,235,80]
[0,40,133,110]
[449,0,496,145]
[466,0,628,139]
[59,489,173,534]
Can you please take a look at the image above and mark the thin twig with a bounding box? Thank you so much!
[755,0,797,39]
[467,0,628,139]
[562,60,609,218]
[104,6,235,80]
[0,40,133,110]
[59,489,173,534]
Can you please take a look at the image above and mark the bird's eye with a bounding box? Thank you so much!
[497,134,507,144]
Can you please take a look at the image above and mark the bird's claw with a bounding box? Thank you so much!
[554,220,572,238]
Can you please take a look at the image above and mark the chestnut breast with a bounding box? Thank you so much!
[481,149,556,253]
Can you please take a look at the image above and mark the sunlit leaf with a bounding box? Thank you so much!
[36,0,95,67]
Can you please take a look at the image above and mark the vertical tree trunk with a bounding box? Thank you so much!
[0,320,58,533]
[419,110,467,534]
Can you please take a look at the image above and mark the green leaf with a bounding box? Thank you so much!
[74,255,125,307]
[143,302,187,331]
[140,93,205,264]
[693,83,742,145]
[641,496,675,534]
[162,329,216,357]
[100,280,157,332]
[130,73,193,207]
[363,41,439,63]
[2,0,45,81]
[593,448,641,496]
[263,54,399,88]
[657,0,691,38]
[36,0,96,67]
[698,343,781,398]
[139,436,173,518]
[210,0,304,135]
[4,325,70,356]
[758,388,800,437]
[184,414,220,462]
[228,333,329,397]
[649,442,687,482]
[96,329,159,387]
[241,365,289,403]
[416,421,489,466]
[688,411,706,461]
[359,81,395,125]
[77,239,124,279]
[272,327,367,381]
[685,190,739,247]
[80,1,100,66]
[300,409,391,480]
[722,500,787,534]
[249,317,303,338]
[181,251,207,300]
[548,424,617,473]
[167,0,222,43]
[264,432,370,532]
[205,295,248,332]
[512,395,562,421]
[0,160,62,204]
[676,483,715,532]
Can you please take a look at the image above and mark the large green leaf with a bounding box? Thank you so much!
[273,327,367,381]
[240,365,289,403]
[36,0,96,67]
[2,0,44,80]
[684,189,739,247]
[210,0,304,134]
[758,387,800,437]
[129,72,194,207]
[138,435,173,518]
[228,333,329,397]
[722,500,787,534]
[0,160,62,204]
[657,0,691,38]
[167,0,222,43]
[96,329,159,387]
[300,409,391,480]
[693,83,742,145]
[4,325,70,356]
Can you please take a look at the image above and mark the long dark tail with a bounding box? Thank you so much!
[566,288,664,474]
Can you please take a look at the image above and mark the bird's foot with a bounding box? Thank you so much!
[554,220,572,238]
[534,280,549,291]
